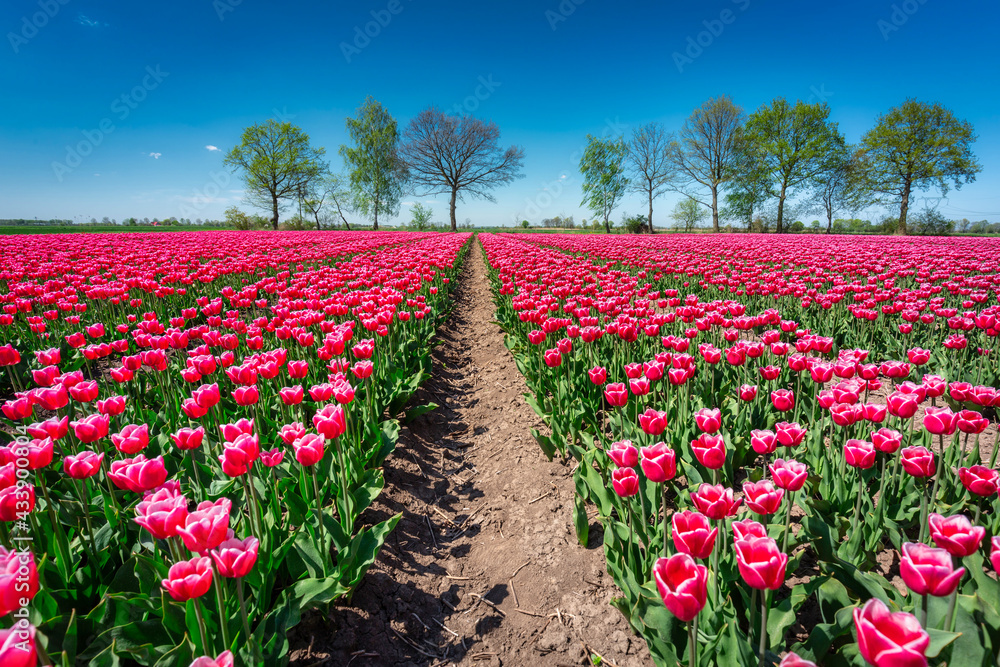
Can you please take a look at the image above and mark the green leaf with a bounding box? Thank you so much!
[573,493,590,546]
[925,627,961,658]
[403,402,438,424]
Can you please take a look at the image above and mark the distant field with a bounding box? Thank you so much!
[0,225,230,235]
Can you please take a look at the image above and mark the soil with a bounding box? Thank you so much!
[288,241,652,666]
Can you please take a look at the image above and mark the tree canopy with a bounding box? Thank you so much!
[857,99,980,235]
[399,108,524,232]
[223,119,326,230]
[339,97,407,231]
[580,134,629,234]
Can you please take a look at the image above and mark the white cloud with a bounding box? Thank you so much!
[149,152,162,160]
[205,145,220,152]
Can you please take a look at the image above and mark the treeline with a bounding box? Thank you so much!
[222,97,524,232]
[578,96,982,236]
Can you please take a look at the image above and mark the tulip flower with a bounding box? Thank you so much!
[178,499,232,553]
[293,433,325,467]
[743,480,784,517]
[958,465,998,497]
[161,556,213,601]
[991,536,1000,574]
[588,366,607,385]
[638,408,669,436]
[211,536,259,578]
[111,423,149,455]
[780,652,817,667]
[172,427,205,451]
[0,547,39,616]
[135,488,189,540]
[732,519,768,541]
[771,389,794,412]
[63,450,104,479]
[694,408,721,434]
[611,467,639,497]
[639,442,676,483]
[886,391,919,419]
[313,404,347,440]
[671,511,718,559]
[774,421,807,448]
[607,440,638,468]
[871,428,902,454]
[769,459,808,492]
[260,448,284,467]
[899,446,935,478]
[279,385,304,405]
[927,513,985,558]
[26,416,68,441]
[108,455,168,493]
[0,623,39,667]
[735,535,787,590]
[691,434,726,470]
[1,398,32,422]
[690,484,741,520]
[899,542,964,597]
[652,552,708,622]
[0,484,34,521]
[219,433,260,477]
[71,413,110,444]
[219,418,254,443]
[844,439,876,469]
[96,395,127,417]
[853,598,929,667]
[233,385,259,406]
[739,384,758,401]
[956,410,988,434]
[189,651,235,667]
[629,376,651,396]
[923,407,958,436]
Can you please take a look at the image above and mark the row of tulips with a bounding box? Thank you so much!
[482,232,1000,667]
[0,231,471,666]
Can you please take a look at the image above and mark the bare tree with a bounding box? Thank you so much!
[303,172,353,230]
[669,96,744,233]
[400,108,525,231]
[626,122,675,234]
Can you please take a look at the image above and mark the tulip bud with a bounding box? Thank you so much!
[652,553,708,622]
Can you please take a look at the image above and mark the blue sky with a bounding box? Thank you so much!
[1,0,998,227]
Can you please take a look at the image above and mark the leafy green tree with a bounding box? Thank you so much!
[626,122,674,234]
[400,108,524,232]
[722,132,771,230]
[740,98,845,233]
[857,99,980,235]
[669,96,744,233]
[340,97,407,231]
[621,213,648,234]
[224,119,326,230]
[670,197,709,232]
[580,134,629,233]
[408,203,434,230]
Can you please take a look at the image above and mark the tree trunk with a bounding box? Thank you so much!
[373,204,379,231]
[314,212,321,231]
[826,211,833,234]
[450,188,458,232]
[271,195,279,231]
[776,183,787,234]
[897,184,910,235]
[604,215,611,234]
[710,187,720,233]
[647,191,654,234]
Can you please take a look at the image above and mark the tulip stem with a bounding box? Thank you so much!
[852,472,864,532]
[212,564,232,650]
[918,477,929,544]
[661,482,669,558]
[688,616,698,667]
[192,597,212,655]
[921,593,929,629]
[310,466,328,574]
[874,455,889,522]
[928,433,945,508]
[236,578,261,662]
[781,490,795,554]
[758,591,769,667]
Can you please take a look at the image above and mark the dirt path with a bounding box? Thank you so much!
[290,239,651,666]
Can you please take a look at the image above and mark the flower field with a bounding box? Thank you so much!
[482,232,1000,666]
[3,228,1000,667]
[0,230,471,666]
